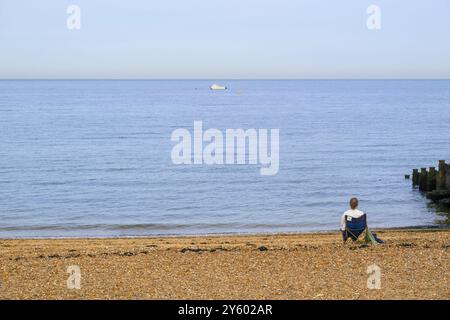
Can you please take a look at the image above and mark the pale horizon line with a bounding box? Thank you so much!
[1,78,449,81]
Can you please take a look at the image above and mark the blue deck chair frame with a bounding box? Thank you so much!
[344,214,367,242]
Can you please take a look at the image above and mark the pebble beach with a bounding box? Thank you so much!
[0,229,448,300]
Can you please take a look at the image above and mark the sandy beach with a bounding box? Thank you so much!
[0,229,448,300]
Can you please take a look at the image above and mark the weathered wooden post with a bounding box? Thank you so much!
[446,162,450,190]
[419,168,428,191]
[437,160,447,190]
[427,167,437,191]
[412,169,419,186]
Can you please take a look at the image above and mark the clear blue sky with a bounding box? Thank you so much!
[0,0,449,79]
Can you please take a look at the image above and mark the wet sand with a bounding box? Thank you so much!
[0,229,448,300]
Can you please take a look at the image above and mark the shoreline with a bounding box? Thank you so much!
[0,225,447,240]
[1,228,448,299]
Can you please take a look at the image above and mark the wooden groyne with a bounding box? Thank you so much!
[411,160,450,209]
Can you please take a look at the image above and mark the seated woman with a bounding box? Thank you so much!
[340,197,366,242]
[340,198,384,243]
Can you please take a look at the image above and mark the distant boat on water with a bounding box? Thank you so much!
[210,84,227,90]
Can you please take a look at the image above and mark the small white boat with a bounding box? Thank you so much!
[210,84,227,90]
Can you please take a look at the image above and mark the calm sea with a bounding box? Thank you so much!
[0,80,449,238]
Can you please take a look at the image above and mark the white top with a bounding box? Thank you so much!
[340,209,365,231]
